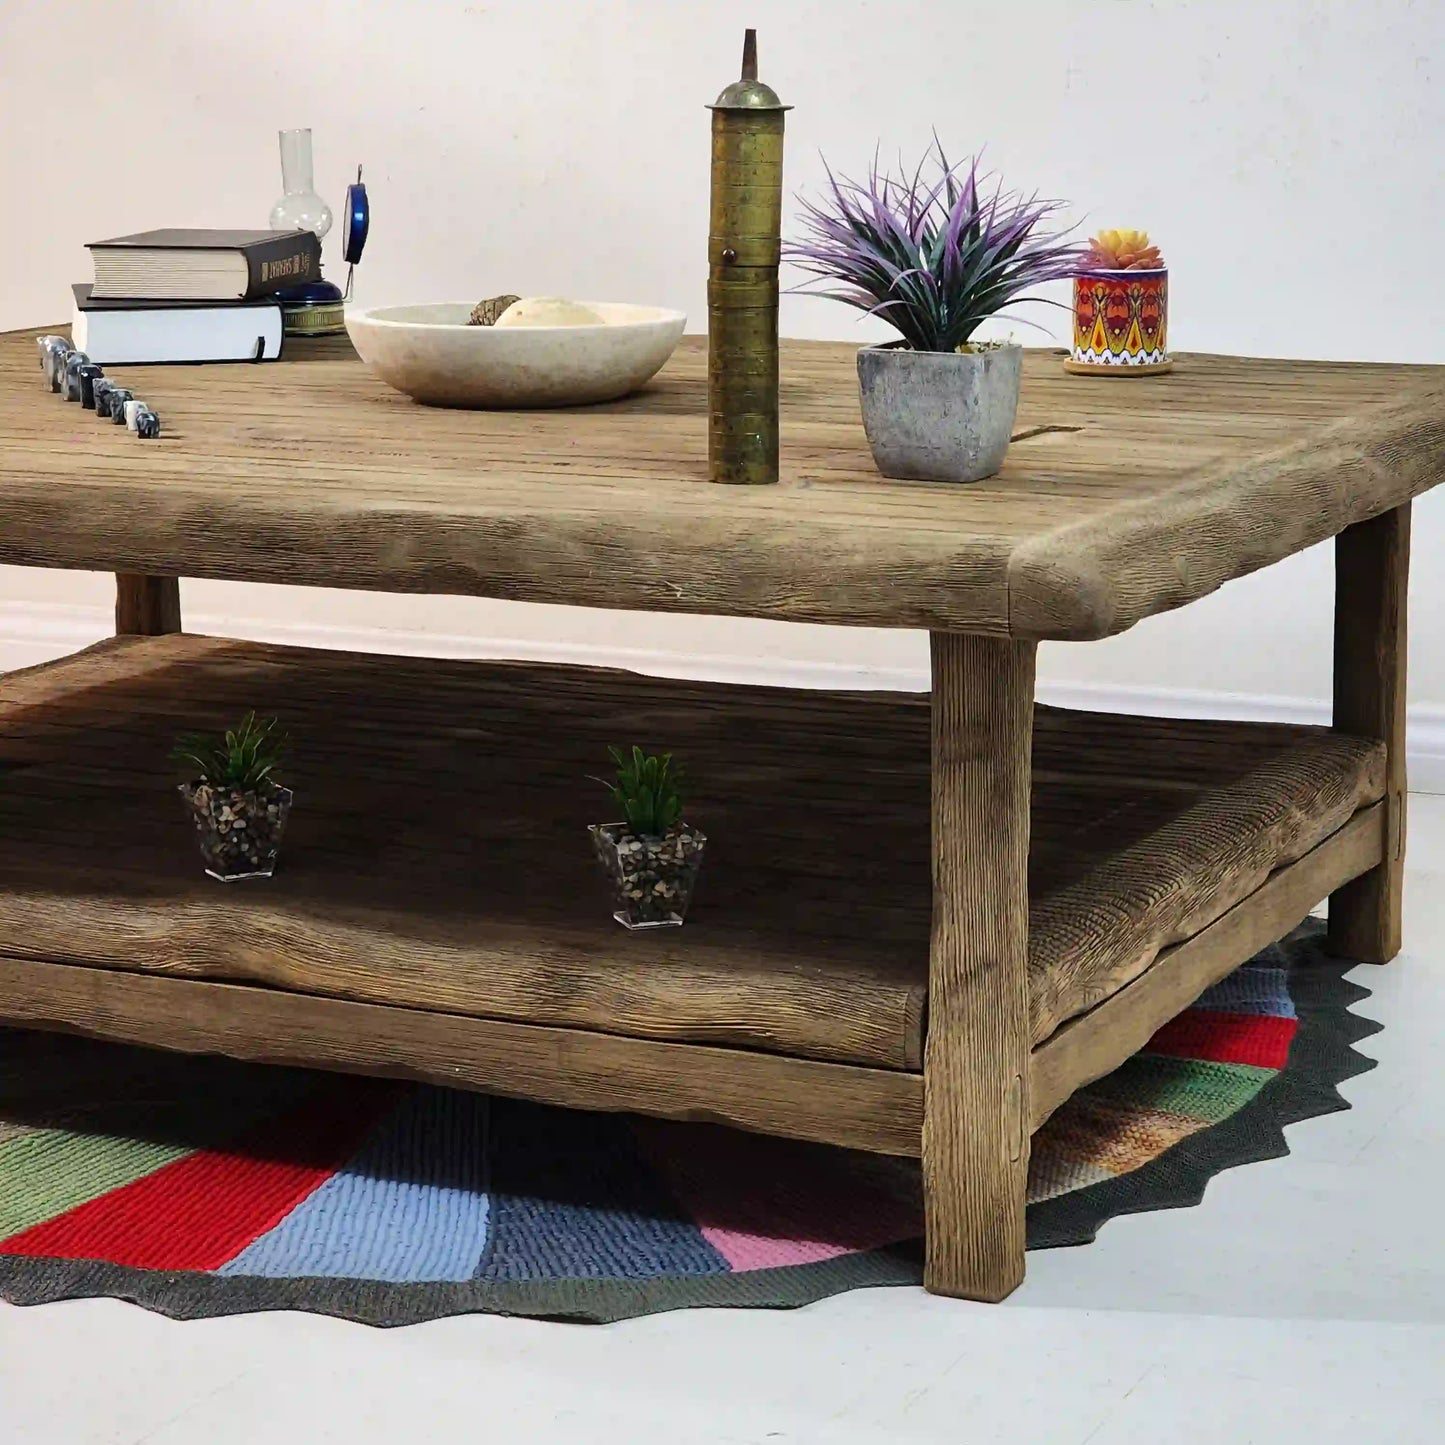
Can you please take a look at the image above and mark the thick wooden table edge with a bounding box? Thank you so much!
[2,327,1442,640]
[1007,388,1445,639]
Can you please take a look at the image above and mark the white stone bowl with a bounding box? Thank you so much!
[344,301,687,409]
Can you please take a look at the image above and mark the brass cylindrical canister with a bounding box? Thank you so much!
[707,30,789,485]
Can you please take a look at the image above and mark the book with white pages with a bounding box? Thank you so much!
[70,284,284,364]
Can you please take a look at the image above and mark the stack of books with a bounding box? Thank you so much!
[71,229,322,364]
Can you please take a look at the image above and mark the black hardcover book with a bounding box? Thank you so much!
[87,228,322,302]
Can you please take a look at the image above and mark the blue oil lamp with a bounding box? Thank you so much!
[269,129,369,336]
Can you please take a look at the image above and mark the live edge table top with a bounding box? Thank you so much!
[2,327,1441,639]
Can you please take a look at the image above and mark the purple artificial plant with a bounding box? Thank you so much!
[786,142,1085,354]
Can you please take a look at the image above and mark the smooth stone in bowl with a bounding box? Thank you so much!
[492,296,605,328]
[345,301,686,409]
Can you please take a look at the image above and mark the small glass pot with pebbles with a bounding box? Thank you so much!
[589,745,705,930]
[173,712,292,882]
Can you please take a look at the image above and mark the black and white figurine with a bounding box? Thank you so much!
[63,352,91,401]
[108,387,133,423]
[38,336,69,379]
[133,405,160,438]
[92,378,116,417]
[76,363,104,409]
[46,342,74,393]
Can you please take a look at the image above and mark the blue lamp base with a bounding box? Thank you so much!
[277,277,346,337]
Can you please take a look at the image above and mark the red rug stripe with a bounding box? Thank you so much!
[1145,1010,1297,1069]
[0,1079,399,1270]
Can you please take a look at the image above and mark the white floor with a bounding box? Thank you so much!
[4,803,1444,1445]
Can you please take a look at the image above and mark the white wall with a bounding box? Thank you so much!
[1,0,1442,761]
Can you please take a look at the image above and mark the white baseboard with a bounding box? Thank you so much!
[4,601,1443,794]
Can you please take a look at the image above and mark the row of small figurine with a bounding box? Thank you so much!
[36,334,161,437]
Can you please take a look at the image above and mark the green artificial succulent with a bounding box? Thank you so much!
[173,711,288,793]
[599,745,685,838]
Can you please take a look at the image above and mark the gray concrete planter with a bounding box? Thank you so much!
[856,343,1022,483]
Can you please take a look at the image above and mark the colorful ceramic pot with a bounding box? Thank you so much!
[1067,268,1170,376]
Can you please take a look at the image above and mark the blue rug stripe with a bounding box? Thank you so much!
[477,1099,730,1282]
[220,1088,492,1283]
[1193,965,1295,1019]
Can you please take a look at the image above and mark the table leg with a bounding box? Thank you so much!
[1328,503,1410,963]
[923,631,1035,1301]
[115,575,181,637]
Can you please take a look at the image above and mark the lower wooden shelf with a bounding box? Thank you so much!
[0,812,1383,1157]
[0,635,1386,1132]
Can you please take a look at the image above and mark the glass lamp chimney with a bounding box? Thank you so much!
[270,128,333,240]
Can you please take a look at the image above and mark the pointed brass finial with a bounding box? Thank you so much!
[741,27,758,80]
[710,26,789,111]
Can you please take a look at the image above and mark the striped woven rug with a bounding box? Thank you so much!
[0,922,1378,1324]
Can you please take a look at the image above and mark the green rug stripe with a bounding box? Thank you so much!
[0,1129,194,1242]
[1085,1055,1277,1123]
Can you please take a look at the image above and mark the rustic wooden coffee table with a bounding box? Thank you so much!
[0,328,1441,1301]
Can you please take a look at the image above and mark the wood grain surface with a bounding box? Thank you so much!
[0,954,924,1157]
[1328,504,1410,963]
[1030,802,1385,1127]
[0,635,1386,1069]
[922,633,1033,1299]
[0,806,1386,1162]
[1,328,1440,638]
[115,575,181,636]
